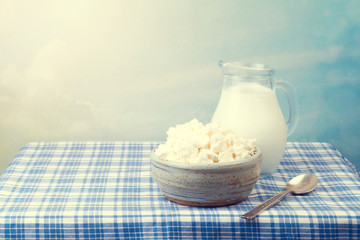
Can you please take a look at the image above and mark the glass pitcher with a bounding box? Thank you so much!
[212,61,298,177]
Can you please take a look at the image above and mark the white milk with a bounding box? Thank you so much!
[212,82,287,175]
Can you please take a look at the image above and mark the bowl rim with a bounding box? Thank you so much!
[151,147,262,170]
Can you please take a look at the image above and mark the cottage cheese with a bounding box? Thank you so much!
[154,119,256,163]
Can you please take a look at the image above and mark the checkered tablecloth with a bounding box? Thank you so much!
[0,142,359,239]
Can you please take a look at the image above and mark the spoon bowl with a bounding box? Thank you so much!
[286,173,319,194]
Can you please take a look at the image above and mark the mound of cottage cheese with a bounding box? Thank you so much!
[154,119,256,163]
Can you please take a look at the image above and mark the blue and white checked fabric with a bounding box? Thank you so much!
[0,142,359,239]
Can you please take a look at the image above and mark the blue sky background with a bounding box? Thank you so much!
[0,0,359,172]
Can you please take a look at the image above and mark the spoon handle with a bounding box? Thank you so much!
[241,189,290,220]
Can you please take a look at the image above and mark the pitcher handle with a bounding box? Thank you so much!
[275,79,299,137]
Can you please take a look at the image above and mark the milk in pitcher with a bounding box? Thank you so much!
[212,82,287,176]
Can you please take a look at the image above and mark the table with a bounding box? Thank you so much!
[0,142,359,239]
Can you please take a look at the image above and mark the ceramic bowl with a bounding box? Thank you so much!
[151,148,262,207]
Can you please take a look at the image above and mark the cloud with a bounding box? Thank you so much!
[248,46,343,70]
[0,39,105,141]
[0,36,222,151]
[26,39,69,90]
[347,0,360,24]
[326,68,360,86]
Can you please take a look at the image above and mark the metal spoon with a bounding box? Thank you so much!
[241,173,318,220]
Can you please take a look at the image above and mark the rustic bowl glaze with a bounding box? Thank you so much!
[151,148,262,207]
